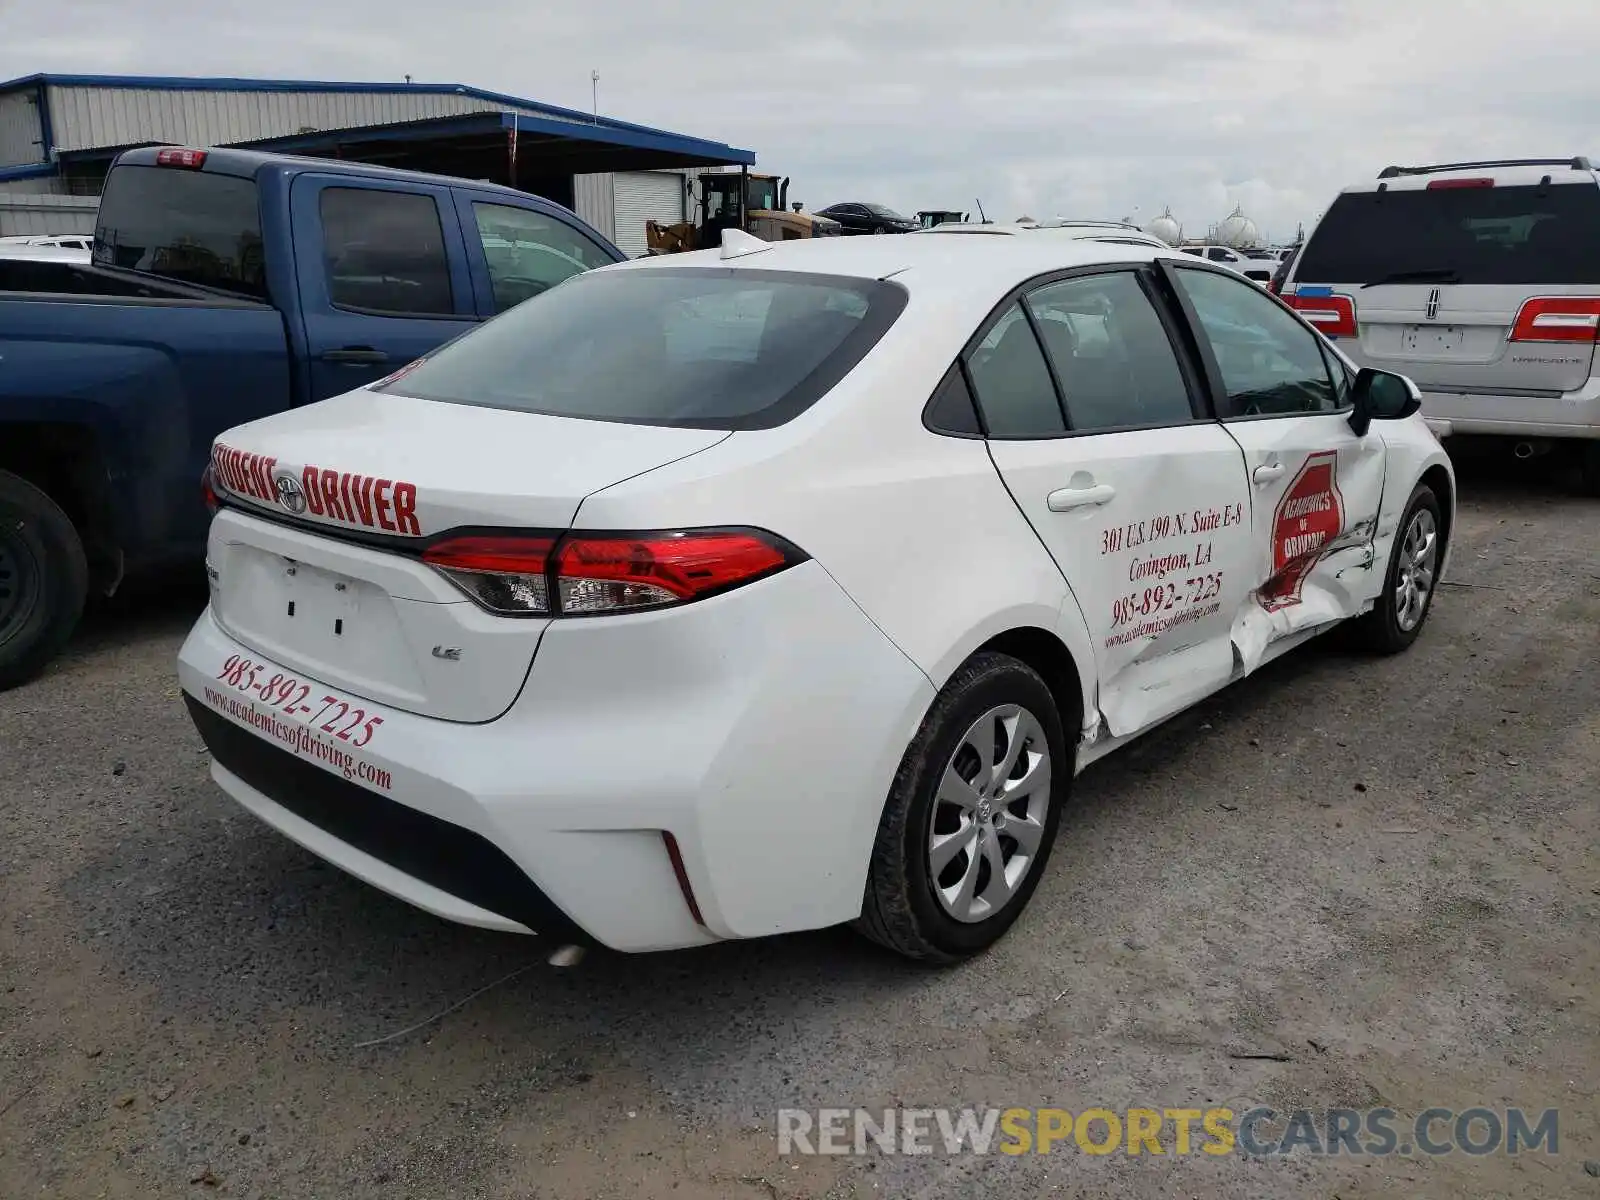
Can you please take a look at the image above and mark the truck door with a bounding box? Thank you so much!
[1160,263,1387,671]
[289,174,478,400]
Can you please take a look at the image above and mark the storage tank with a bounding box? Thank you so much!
[1215,205,1260,249]
[1145,207,1182,246]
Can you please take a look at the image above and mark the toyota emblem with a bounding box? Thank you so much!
[274,472,308,514]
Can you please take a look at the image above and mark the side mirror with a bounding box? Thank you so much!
[1349,367,1421,436]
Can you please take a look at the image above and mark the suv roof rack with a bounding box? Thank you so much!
[1377,157,1594,179]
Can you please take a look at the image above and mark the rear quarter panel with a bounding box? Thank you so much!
[570,295,1100,733]
[0,298,290,565]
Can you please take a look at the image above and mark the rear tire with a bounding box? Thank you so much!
[1348,483,1442,654]
[855,652,1070,963]
[0,470,88,691]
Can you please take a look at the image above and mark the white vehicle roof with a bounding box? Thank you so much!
[618,226,1172,290]
[908,221,1166,247]
[0,243,90,263]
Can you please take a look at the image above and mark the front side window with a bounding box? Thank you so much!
[1025,272,1196,432]
[379,268,905,430]
[320,187,454,316]
[471,202,615,313]
[1173,268,1337,417]
[964,303,1064,437]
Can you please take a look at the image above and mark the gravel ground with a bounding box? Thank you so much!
[2,453,1596,1199]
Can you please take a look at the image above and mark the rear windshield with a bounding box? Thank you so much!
[378,267,908,430]
[92,165,267,298]
[1297,183,1600,285]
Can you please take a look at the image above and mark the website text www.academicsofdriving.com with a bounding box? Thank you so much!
[201,688,392,790]
[778,1105,1560,1159]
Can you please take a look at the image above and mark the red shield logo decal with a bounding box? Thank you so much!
[1260,450,1345,611]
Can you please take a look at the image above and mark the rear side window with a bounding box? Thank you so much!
[1297,184,1600,285]
[379,267,906,430]
[321,188,454,315]
[471,202,616,313]
[1025,272,1196,431]
[92,165,266,298]
[965,304,1065,437]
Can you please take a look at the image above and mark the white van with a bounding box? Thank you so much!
[1281,157,1600,491]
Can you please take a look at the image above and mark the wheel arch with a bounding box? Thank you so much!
[970,625,1088,756]
[0,422,120,594]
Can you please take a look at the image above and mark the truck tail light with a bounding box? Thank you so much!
[156,148,208,169]
[1508,297,1600,343]
[1288,292,1358,338]
[421,529,803,617]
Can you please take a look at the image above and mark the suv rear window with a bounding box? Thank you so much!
[379,267,908,430]
[92,165,266,298]
[1297,183,1600,285]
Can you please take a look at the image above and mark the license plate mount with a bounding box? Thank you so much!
[1401,324,1464,354]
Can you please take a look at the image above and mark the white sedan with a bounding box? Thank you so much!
[178,229,1453,962]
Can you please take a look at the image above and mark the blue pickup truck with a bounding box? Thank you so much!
[0,146,624,688]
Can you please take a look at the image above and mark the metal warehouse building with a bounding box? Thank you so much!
[0,73,755,255]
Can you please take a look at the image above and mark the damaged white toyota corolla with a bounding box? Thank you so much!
[177,230,1454,962]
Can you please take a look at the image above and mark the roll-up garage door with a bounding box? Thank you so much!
[613,171,688,258]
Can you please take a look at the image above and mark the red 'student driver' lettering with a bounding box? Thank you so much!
[392,482,420,535]
[320,469,344,521]
[278,464,422,534]
[373,479,395,531]
[211,443,277,503]
[301,465,325,514]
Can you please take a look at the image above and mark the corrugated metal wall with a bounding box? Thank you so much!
[572,172,616,242]
[612,172,688,257]
[0,174,70,196]
[42,85,584,154]
[0,89,44,166]
[0,192,98,236]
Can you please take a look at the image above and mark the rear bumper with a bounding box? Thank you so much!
[178,561,935,952]
[1418,376,1600,439]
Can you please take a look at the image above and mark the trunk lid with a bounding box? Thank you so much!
[207,389,728,722]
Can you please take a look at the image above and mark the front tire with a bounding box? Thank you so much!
[1349,483,1442,654]
[855,652,1070,963]
[0,470,88,691]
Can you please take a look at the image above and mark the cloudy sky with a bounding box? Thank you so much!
[4,0,1598,242]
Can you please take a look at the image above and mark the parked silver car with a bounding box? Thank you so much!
[1281,157,1600,491]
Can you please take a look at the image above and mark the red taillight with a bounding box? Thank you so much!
[1287,292,1358,338]
[201,465,219,512]
[420,528,800,617]
[1509,297,1600,343]
[553,531,789,614]
[421,535,555,615]
[1427,177,1492,189]
[156,148,207,169]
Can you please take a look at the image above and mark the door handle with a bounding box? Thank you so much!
[1252,462,1286,485]
[1047,483,1116,511]
[320,347,392,365]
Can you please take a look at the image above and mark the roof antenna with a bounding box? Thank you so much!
[974,197,988,224]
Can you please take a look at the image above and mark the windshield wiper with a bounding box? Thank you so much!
[1360,268,1461,289]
